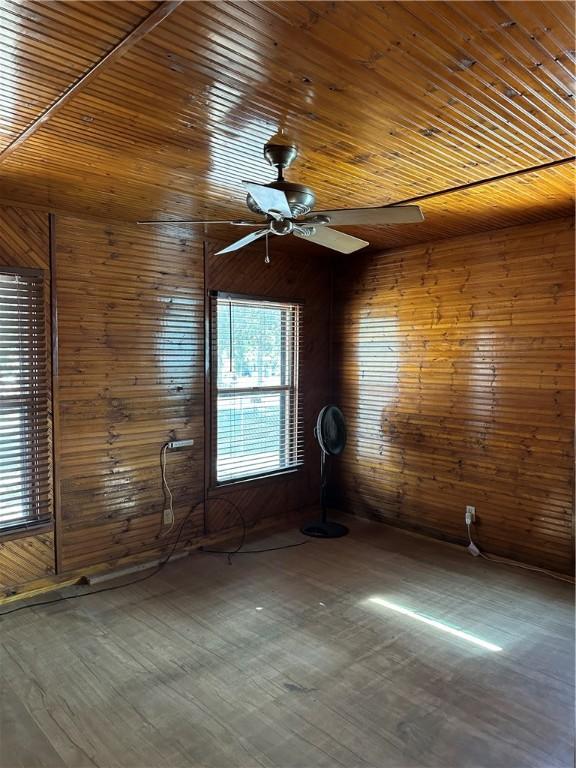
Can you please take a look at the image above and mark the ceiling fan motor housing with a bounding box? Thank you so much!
[246,180,316,218]
[263,140,298,171]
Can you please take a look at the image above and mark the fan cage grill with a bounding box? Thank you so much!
[317,405,346,456]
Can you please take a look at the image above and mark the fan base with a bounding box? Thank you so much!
[300,521,349,539]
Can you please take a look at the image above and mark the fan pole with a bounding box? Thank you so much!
[301,450,349,539]
[320,450,328,523]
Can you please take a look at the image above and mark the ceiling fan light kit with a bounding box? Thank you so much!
[138,134,425,257]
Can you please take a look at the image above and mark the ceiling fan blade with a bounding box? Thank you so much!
[294,227,368,254]
[214,229,269,256]
[307,205,424,226]
[137,218,260,226]
[243,181,292,219]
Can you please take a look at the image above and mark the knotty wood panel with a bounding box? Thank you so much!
[0,533,54,597]
[333,217,575,573]
[0,205,50,271]
[330,161,576,252]
[55,217,205,570]
[0,1,156,150]
[54,220,331,571]
[0,206,55,587]
[205,240,332,533]
[0,1,573,237]
[0,207,332,590]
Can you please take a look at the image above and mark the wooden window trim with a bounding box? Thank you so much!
[0,521,54,544]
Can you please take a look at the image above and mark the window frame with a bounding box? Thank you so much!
[0,265,53,537]
[209,291,304,488]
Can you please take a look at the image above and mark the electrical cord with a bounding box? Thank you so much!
[200,496,247,564]
[200,496,308,564]
[466,522,574,584]
[160,442,175,534]
[1,497,309,616]
[0,566,161,618]
[0,498,201,618]
[2,435,308,617]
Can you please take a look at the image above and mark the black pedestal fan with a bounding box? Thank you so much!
[301,405,349,538]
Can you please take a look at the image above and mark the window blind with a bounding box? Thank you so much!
[0,268,52,531]
[212,293,304,483]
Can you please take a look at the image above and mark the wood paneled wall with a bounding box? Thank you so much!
[53,220,331,572]
[55,217,206,570]
[0,207,332,595]
[0,207,56,592]
[1,204,573,594]
[333,217,575,573]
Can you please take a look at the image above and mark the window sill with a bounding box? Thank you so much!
[0,521,54,543]
[209,466,303,495]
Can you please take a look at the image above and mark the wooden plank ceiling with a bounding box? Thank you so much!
[0,0,574,250]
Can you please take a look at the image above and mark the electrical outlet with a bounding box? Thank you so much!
[163,508,174,526]
[167,439,195,450]
[465,505,476,525]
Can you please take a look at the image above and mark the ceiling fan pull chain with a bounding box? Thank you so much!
[264,231,270,264]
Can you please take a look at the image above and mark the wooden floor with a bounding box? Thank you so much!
[1,516,574,768]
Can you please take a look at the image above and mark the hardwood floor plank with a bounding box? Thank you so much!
[0,680,66,767]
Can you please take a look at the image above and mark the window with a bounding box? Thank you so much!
[0,268,52,531]
[212,293,303,484]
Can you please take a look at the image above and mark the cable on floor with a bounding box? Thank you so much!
[199,495,309,564]
[0,498,203,618]
[0,497,309,616]
[466,522,574,584]
[160,447,308,563]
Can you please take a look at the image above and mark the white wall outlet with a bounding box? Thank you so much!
[163,508,174,526]
[465,505,476,525]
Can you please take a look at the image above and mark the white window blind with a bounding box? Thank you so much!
[212,293,304,483]
[0,268,52,531]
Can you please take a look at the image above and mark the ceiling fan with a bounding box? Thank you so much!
[138,133,424,256]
